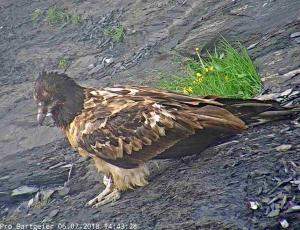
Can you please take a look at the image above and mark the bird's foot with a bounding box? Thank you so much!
[89,189,121,208]
[85,175,121,208]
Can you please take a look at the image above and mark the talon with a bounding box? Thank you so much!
[86,175,118,207]
[91,189,121,208]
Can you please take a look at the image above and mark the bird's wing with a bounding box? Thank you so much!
[72,86,246,168]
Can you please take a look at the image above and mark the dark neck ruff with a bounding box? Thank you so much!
[53,85,85,128]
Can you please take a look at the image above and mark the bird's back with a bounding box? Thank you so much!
[62,85,299,168]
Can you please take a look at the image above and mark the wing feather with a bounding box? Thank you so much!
[67,87,246,169]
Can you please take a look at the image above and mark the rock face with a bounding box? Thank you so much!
[0,0,300,229]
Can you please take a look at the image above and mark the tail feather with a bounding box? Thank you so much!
[213,91,300,126]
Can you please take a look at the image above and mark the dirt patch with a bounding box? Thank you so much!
[1,0,300,229]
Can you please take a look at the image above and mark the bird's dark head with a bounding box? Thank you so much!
[33,71,84,128]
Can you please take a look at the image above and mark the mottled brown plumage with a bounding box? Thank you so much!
[33,71,299,207]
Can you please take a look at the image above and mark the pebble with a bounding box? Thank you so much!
[275,144,292,152]
[104,57,114,64]
[58,187,70,196]
[11,185,38,196]
[287,205,300,213]
[280,219,289,228]
[249,201,259,210]
[290,32,300,38]
[267,209,280,217]
[49,209,59,218]
[247,42,258,50]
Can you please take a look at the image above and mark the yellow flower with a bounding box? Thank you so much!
[193,78,203,84]
[195,47,200,52]
[209,66,214,72]
[194,73,204,83]
[183,87,193,94]
[204,67,209,73]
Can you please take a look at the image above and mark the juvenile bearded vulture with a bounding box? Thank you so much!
[33,71,299,207]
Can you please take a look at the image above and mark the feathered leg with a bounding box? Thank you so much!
[85,175,121,208]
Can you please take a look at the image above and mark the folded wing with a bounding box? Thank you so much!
[71,87,246,169]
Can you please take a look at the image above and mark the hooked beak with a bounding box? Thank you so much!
[37,105,51,125]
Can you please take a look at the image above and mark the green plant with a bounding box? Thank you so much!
[159,40,262,99]
[32,9,44,22]
[58,57,69,69]
[104,25,126,42]
[70,14,83,24]
[46,7,82,25]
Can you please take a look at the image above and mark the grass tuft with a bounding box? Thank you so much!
[104,25,126,42]
[32,7,82,26]
[32,9,44,23]
[160,40,262,99]
[58,57,69,69]
[46,7,82,25]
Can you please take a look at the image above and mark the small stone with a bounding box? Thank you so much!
[290,180,300,185]
[286,205,300,213]
[249,201,259,210]
[275,144,292,152]
[290,32,300,38]
[247,43,258,50]
[11,186,38,196]
[280,219,289,229]
[49,209,59,218]
[104,57,114,64]
[267,208,280,217]
[58,187,70,196]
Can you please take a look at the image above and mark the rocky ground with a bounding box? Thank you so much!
[1,0,300,229]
